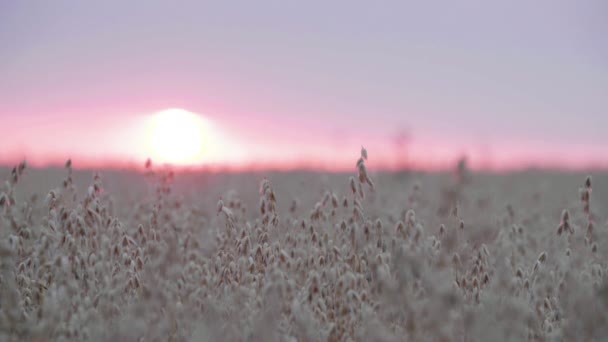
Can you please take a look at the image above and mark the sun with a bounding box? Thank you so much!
[147,108,208,165]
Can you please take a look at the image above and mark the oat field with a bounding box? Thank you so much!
[1,153,607,341]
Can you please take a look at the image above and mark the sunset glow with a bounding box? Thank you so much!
[1,1,606,172]
[146,109,208,165]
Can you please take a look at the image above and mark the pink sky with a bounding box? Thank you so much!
[1,1,607,171]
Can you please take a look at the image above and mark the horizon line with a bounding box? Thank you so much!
[1,158,606,175]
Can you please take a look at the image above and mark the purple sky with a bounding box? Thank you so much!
[1,0,607,170]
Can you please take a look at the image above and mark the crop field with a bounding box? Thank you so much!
[1,154,607,341]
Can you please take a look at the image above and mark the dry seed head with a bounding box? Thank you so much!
[353,206,363,221]
[374,219,382,232]
[580,188,590,202]
[349,177,357,194]
[10,166,19,184]
[350,224,357,247]
[481,244,490,258]
[395,221,405,234]
[18,160,27,174]
[533,260,541,273]
[587,221,594,237]
[537,251,547,263]
[340,220,347,231]
[543,297,552,311]
[413,224,424,244]
[356,158,367,182]
[439,224,446,236]
[259,178,270,195]
[405,209,416,226]
[561,209,570,223]
[361,146,368,160]
[452,253,461,267]
[259,198,266,215]
[452,205,459,218]
[331,193,339,208]
[557,209,572,235]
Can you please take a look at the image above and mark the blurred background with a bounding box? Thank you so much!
[1,0,606,172]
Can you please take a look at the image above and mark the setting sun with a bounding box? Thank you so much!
[147,108,207,165]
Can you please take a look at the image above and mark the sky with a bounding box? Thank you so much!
[1,0,607,171]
